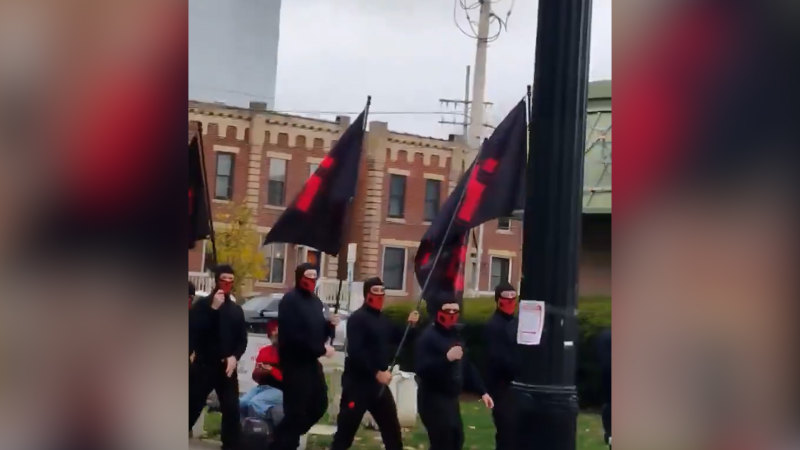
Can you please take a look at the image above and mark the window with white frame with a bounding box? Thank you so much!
[497,217,511,231]
[267,158,287,206]
[489,256,510,290]
[424,179,441,221]
[382,247,406,291]
[214,153,234,200]
[261,243,286,284]
[388,174,406,218]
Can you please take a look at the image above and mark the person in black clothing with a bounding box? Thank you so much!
[189,264,248,450]
[597,328,611,447]
[484,281,520,450]
[415,301,494,450]
[271,263,339,450]
[330,277,420,450]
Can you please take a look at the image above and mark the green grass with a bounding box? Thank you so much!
[204,406,606,450]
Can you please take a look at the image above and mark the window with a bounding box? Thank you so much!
[424,179,441,221]
[497,217,511,231]
[267,158,287,206]
[388,174,406,218]
[308,163,319,179]
[382,247,406,290]
[490,257,511,290]
[261,243,286,284]
[214,153,234,200]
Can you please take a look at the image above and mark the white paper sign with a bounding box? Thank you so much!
[517,300,545,345]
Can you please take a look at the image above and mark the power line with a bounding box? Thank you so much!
[271,110,469,116]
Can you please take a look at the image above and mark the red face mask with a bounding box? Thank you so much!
[436,310,460,329]
[299,276,316,292]
[498,299,517,315]
[497,291,517,315]
[218,279,233,294]
[366,294,385,311]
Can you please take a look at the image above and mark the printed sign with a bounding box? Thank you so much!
[517,300,545,345]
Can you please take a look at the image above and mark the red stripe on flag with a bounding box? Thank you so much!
[482,158,498,173]
[296,175,322,212]
[419,251,431,267]
[320,156,334,169]
[457,175,486,222]
[453,244,466,291]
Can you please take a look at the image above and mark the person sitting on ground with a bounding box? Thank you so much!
[240,319,284,421]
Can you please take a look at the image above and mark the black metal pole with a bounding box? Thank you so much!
[513,0,591,448]
[196,122,218,268]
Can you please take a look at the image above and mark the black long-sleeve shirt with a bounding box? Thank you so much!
[414,323,486,397]
[484,310,519,392]
[277,288,330,366]
[343,306,410,384]
[189,296,247,363]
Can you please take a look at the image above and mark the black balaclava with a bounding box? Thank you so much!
[494,281,517,315]
[295,262,317,294]
[362,277,385,311]
[214,264,235,294]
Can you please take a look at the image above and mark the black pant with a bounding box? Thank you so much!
[331,378,403,450]
[601,402,611,445]
[418,388,463,450]
[189,359,240,449]
[489,384,517,450]
[271,361,328,450]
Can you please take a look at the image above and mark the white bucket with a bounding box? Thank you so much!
[361,368,418,429]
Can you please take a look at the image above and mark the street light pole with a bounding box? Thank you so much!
[514,0,592,448]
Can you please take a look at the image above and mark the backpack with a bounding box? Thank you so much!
[240,417,273,450]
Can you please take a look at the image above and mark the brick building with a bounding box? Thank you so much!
[188,80,610,302]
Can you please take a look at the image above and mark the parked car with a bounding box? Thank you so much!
[242,294,349,351]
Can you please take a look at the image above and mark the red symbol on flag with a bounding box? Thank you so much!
[295,156,336,212]
[457,158,497,223]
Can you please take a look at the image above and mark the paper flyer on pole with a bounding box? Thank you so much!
[517,300,545,345]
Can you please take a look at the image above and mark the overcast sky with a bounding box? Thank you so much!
[274,0,611,138]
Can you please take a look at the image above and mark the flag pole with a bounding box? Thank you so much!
[331,96,371,342]
[381,156,477,392]
[196,122,218,268]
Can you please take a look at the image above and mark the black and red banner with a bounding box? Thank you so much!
[189,122,211,249]
[264,111,366,256]
[415,100,527,312]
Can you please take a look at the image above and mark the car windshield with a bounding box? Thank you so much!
[242,297,272,312]
[263,298,281,312]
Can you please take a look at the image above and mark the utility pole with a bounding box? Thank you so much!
[514,0,592,449]
[467,0,492,156]
[438,65,472,137]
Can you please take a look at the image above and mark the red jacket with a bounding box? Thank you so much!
[255,345,283,382]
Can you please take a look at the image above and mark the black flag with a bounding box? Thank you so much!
[189,122,211,249]
[414,100,527,313]
[264,111,366,255]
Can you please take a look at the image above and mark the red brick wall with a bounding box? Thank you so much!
[188,112,610,302]
[377,150,453,297]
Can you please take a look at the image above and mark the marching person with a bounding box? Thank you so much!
[271,263,339,450]
[484,281,520,450]
[189,264,248,450]
[330,277,420,450]
[415,301,494,450]
[239,319,284,421]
